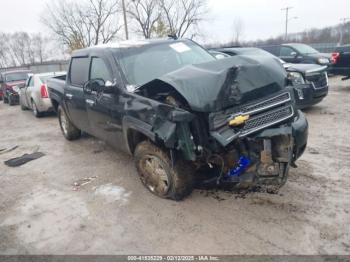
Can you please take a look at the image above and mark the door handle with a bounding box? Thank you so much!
[86,99,95,107]
[66,93,73,100]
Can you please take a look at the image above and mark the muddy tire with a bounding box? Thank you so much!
[134,141,195,201]
[58,105,81,141]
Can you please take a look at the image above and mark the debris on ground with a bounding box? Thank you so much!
[0,146,19,155]
[4,152,45,167]
[308,147,320,155]
[72,176,98,191]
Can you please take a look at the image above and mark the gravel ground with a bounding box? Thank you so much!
[0,77,349,255]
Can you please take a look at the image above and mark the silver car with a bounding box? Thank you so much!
[19,72,65,117]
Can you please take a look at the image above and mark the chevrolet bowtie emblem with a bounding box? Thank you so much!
[228,115,250,126]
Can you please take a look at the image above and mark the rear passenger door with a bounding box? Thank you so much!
[65,56,91,133]
[23,76,34,108]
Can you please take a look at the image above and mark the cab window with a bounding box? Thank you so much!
[90,57,111,82]
[280,47,296,57]
[27,76,34,87]
[69,57,90,87]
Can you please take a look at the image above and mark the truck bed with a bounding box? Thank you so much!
[47,75,66,106]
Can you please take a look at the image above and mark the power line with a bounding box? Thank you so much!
[281,6,297,41]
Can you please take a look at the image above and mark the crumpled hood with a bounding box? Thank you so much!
[284,63,327,74]
[141,55,288,112]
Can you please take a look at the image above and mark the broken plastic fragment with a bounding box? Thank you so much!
[4,152,45,167]
[226,156,251,177]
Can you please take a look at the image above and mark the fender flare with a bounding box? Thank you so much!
[122,116,157,154]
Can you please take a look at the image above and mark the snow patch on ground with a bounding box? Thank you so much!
[94,184,131,204]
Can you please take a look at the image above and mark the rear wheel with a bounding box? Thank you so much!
[32,100,42,118]
[58,105,81,140]
[134,141,195,201]
[21,102,27,111]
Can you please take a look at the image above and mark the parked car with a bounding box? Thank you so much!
[214,47,329,109]
[48,38,308,200]
[0,70,32,105]
[260,43,331,66]
[330,45,350,77]
[19,72,66,117]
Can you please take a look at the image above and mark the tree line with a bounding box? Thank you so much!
[41,0,207,51]
[0,32,67,68]
[212,21,350,48]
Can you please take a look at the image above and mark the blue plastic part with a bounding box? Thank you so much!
[227,156,251,177]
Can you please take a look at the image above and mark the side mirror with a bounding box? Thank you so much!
[291,51,298,57]
[215,54,226,60]
[103,80,116,94]
[83,79,116,94]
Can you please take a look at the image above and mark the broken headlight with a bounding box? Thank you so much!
[288,72,305,86]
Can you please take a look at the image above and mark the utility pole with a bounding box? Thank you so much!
[339,18,350,45]
[122,0,129,40]
[281,6,296,41]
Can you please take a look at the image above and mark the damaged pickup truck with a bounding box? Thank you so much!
[47,39,308,200]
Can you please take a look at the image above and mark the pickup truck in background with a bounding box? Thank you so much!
[47,38,308,200]
[330,45,350,78]
[212,47,329,109]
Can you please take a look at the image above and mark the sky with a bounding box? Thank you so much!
[0,0,350,43]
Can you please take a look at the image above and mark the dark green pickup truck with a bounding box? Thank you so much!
[47,38,308,200]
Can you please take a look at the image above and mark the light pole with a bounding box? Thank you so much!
[281,6,297,41]
[122,0,129,40]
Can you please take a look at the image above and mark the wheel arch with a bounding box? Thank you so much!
[123,116,157,155]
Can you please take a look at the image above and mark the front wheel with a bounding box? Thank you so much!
[58,105,81,140]
[3,96,8,104]
[134,141,195,201]
[8,96,15,106]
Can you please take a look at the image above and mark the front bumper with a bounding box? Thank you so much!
[5,90,20,104]
[291,110,308,160]
[35,97,54,112]
[293,84,329,109]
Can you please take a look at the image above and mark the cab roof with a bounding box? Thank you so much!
[72,38,184,57]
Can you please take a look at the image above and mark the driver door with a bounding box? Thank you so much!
[85,56,123,146]
[280,46,299,63]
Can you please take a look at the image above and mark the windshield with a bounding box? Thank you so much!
[291,44,319,55]
[5,72,29,82]
[115,41,215,86]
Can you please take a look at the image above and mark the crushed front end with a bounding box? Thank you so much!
[191,88,308,190]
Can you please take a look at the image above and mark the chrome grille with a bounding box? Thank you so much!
[230,92,291,116]
[209,91,295,147]
[306,73,328,89]
[240,106,294,136]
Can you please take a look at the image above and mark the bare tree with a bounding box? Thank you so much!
[41,0,122,51]
[127,0,161,39]
[160,0,207,38]
[232,18,244,45]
